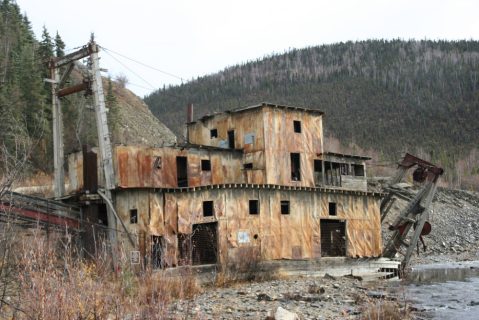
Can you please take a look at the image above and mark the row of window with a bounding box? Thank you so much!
[129,201,337,224]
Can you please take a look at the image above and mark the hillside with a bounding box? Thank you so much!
[145,40,479,189]
[0,0,175,179]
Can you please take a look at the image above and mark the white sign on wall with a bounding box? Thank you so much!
[238,231,250,244]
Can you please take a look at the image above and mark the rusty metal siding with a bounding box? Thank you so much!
[114,146,244,189]
[263,107,323,187]
[133,187,381,267]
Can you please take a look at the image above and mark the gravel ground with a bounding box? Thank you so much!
[167,185,479,319]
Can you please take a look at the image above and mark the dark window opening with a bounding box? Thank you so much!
[281,201,290,215]
[176,156,188,187]
[291,153,301,181]
[201,159,211,171]
[320,219,346,257]
[130,209,138,224]
[340,163,349,175]
[153,156,162,169]
[203,201,214,217]
[324,161,341,187]
[210,129,218,138]
[151,236,164,269]
[249,200,259,215]
[353,164,365,177]
[192,223,218,265]
[244,163,253,170]
[227,130,235,149]
[329,202,337,216]
[293,120,302,133]
[314,159,323,172]
[98,203,108,226]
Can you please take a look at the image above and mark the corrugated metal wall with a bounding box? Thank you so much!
[115,187,382,267]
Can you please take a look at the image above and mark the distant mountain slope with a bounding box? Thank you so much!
[145,40,479,187]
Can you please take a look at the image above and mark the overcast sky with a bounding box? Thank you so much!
[15,0,479,97]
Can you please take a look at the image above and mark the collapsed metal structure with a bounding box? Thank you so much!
[381,153,444,269]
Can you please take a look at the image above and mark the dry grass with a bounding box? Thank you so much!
[0,229,201,319]
[360,301,411,320]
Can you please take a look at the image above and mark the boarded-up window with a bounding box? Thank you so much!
[329,202,337,216]
[201,159,211,171]
[210,129,218,138]
[203,201,214,217]
[293,120,302,133]
[130,209,138,224]
[249,200,259,215]
[353,164,365,177]
[281,201,290,215]
[291,153,301,181]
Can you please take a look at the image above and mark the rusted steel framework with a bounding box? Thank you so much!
[381,153,444,269]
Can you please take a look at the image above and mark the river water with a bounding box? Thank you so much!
[405,261,479,319]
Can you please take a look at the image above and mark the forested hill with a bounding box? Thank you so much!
[145,40,479,188]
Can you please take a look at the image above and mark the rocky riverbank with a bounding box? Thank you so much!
[169,273,409,319]
[167,185,479,319]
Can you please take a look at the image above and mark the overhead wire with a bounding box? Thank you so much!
[100,47,184,99]
[99,46,184,82]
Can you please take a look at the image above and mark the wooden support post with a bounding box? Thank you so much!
[51,66,65,198]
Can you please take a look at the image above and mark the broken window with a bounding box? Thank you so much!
[176,156,188,187]
[228,130,235,149]
[210,129,218,138]
[130,209,138,224]
[314,160,323,186]
[201,159,211,171]
[328,202,337,216]
[249,200,259,215]
[293,120,302,133]
[151,236,164,269]
[353,164,365,177]
[244,163,253,170]
[153,156,162,169]
[203,201,214,217]
[281,201,290,215]
[340,163,349,175]
[291,153,301,181]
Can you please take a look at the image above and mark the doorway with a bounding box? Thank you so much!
[191,222,218,265]
[320,219,346,257]
[176,156,188,187]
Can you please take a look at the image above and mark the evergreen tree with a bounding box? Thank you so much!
[54,31,65,58]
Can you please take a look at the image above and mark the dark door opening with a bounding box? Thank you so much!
[191,222,218,265]
[320,219,346,257]
[151,236,165,269]
[227,130,235,149]
[291,153,301,181]
[176,156,188,187]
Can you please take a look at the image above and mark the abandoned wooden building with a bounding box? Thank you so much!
[66,102,383,269]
